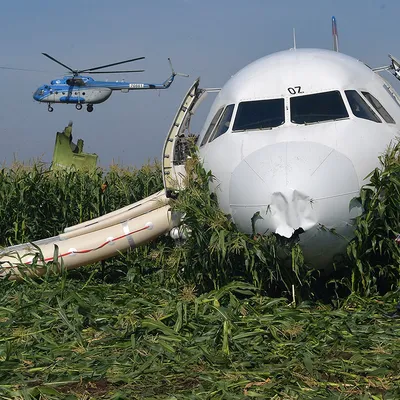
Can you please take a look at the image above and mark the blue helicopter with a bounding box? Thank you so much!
[33,53,188,112]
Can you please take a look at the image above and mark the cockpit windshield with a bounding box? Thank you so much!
[34,88,45,97]
[361,91,395,123]
[209,104,235,142]
[345,90,381,123]
[200,107,224,146]
[232,98,285,131]
[290,91,349,124]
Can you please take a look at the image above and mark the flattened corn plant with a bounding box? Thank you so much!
[0,275,399,399]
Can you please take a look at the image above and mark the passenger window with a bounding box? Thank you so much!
[209,104,235,142]
[362,91,395,123]
[200,107,224,146]
[291,91,348,124]
[232,99,285,131]
[345,90,381,123]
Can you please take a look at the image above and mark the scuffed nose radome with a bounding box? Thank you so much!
[229,142,363,266]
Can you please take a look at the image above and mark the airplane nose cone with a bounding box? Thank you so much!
[229,142,362,266]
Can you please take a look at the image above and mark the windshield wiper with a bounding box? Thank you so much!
[303,116,349,125]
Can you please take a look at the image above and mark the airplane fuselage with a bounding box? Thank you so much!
[198,49,400,268]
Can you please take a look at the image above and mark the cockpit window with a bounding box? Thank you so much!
[345,90,381,123]
[209,104,235,142]
[200,107,224,146]
[290,91,348,124]
[361,91,395,124]
[232,99,285,131]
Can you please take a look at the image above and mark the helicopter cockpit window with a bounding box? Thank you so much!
[345,90,381,123]
[200,107,224,146]
[34,88,44,96]
[361,91,395,124]
[209,104,235,142]
[232,99,285,131]
[290,91,348,124]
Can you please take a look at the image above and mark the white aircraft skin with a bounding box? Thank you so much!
[198,48,400,268]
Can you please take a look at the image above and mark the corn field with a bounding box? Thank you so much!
[0,161,163,246]
[0,141,399,399]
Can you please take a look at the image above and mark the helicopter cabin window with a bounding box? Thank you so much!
[200,107,224,146]
[232,98,285,131]
[361,91,395,124]
[209,104,235,142]
[290,91,348,124]
[345,90,381,123]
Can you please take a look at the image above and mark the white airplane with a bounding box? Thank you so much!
[192,17,400,268]
[1,17,400,277]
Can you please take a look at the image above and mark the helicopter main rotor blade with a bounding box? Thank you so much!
[80,56,145,73]
[42,53,75,74]
[89,69,145,74]
[0,66,51,73]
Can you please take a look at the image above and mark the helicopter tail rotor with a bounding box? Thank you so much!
[168,58,189,78]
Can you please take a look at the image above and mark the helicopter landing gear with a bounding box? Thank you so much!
[48,104,54,112]
[87,104,94,113]
[75,103,83,111]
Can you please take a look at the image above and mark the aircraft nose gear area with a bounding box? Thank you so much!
[47,104,53,112]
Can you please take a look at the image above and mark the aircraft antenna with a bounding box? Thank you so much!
[293,28,297,50]
[332,16,339,52]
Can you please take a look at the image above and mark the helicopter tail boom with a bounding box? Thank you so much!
[102,58,189,91]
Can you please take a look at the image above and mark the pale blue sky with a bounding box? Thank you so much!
[0,0,397,167]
